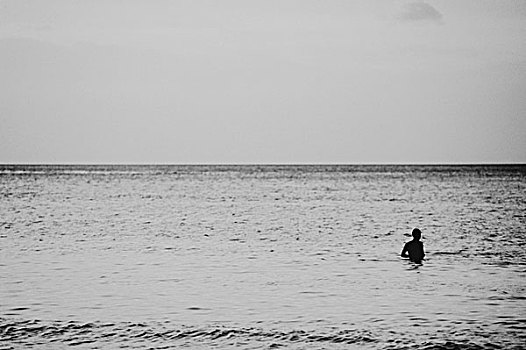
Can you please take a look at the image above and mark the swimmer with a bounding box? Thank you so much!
[401,228,425,263]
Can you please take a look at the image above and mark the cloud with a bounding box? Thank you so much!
[399,2,443,23]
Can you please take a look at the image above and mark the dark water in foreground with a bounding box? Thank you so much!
[1,165,525,349]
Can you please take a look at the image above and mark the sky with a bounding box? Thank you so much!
[1,0,525,164]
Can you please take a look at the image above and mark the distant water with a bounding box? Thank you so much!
[1,164,525,349]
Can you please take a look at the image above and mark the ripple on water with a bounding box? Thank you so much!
[1,318,524,349]
[1,165,525,348]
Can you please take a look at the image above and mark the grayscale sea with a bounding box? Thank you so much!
[1,165,525,349]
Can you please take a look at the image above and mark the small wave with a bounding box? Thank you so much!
[1,318,520,349]
[0,318,380,348]
[416,340,500,350]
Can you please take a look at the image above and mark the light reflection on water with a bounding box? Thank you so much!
[1,165,525,349]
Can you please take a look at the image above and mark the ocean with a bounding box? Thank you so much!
[1,165,525,349]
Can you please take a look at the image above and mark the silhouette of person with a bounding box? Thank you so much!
[401,228,425,263]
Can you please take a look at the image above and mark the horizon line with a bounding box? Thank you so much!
[1,162,525,166]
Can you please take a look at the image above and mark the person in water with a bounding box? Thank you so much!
[401,228,425,263]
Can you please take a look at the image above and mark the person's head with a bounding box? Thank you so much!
[412,228,422,241]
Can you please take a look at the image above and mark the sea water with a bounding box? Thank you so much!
[1,165,525,349]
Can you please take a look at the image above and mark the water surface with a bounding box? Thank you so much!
[1,165,525,349]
